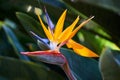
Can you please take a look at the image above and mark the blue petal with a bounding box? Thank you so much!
[30,31,49,44]
[45,8,54,30]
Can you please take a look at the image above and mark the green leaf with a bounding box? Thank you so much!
[77,30,119,54]
[0,56,63,80]
[0,28,15,57]
[3,25,29,60]
[99,48,120,80]
[16,12,45,38]
[61,48,102,80]
[73,0,120,13]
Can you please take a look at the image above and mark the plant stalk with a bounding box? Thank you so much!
[61,62,77,80]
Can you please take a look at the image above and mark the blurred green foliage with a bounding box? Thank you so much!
[0,0,120,80]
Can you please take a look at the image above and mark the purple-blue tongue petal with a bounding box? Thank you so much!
[45,8,54,30]
[30,31,49,43]
[30,31,50,50]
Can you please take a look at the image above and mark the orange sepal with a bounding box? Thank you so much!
[66,39,99,57]
[37,15,53,41]
[54,10,67,41]
[58,16,79,43]
[68,16,94,40]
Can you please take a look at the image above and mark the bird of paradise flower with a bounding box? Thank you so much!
[21,8,98,80]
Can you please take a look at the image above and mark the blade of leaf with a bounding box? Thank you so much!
[0,28,16,57]
[78,30,120,54]
[0,56,64,80]
[99,48,120,80]
[16,12,45,38]
[3,25,29,60]
[72,0,120,13]
[60,48,102,80]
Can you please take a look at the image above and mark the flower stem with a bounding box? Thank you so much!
[61,62,77,80]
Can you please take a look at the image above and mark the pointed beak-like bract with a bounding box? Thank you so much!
[21,50,66,65]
